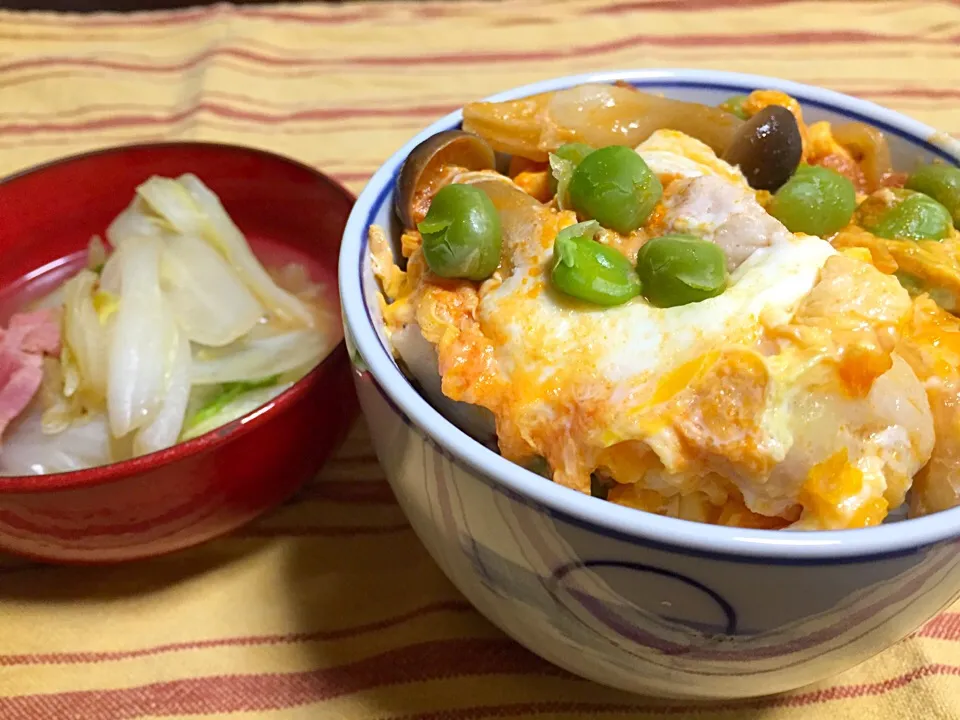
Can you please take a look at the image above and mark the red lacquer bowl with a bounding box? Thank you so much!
[0,143,358,563]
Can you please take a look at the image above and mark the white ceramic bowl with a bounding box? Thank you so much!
[339,69,960,699]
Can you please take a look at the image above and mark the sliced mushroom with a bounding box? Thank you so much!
[722,105,803,192]
[394,130,497,229]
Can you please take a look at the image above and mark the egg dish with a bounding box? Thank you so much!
[369,84,960,531]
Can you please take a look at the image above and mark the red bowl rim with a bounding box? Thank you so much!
[0,140,356,495]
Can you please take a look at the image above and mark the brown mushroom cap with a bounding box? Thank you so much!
[722,105,803,193]
[394,130,497,229]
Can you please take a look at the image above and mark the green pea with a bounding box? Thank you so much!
[636,234,727,308]
[550,220,641,306]
[568,146,663,234]
[549,142,595,200]
[857,188,952,242]
[767,165,856,236]
[720,95,750,120]
[895,271,959,313]
[417,184,502,281]
[905,163,960,230]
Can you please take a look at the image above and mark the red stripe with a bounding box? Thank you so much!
[0,69,135,91]
[0,5,379,30]
[848,88,960,101]
[400,665,960,718]
[0,30,183,42]
[0,5,216,28]
[3,84,957,138]
[587,0,875,13]
[2,653,959,716]
[917,612,960,640]
[238,7,385,25]
[298,480,396,504]
[233,522,409,538]
[0,600,473,666]
[3,84,958,129]
[1,45,933,83]
[0,132,172,153]
[0,638,562,718]
[0,116,425,149]
[332,172,372,184]
[0,90,450,120]
[0,29,944,78]
[0,102,456,136]
[490,17,555,27]
[0,53,210,75]
[3,5,383,32]
[0,120,420,152]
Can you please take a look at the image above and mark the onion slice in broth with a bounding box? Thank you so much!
[62,269,111,401]
[191,329,329,385]
[160,234,264,347]
[175,174,316,328]
[107,235,173,437]
[0,403,113,475]
[134,322,192,455]
[134,178,202,237]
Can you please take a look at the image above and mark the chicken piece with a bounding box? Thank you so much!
[660,175,793,271]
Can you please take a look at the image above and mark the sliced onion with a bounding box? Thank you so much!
[107,236,171,437]
[160,234,264,347]
[87,235,109,271]
[134,177,202,236]
[107,196,167,247]
[134,321,191,456]
[832,122,893,193]
[176,174,315,327]
[62,269,110,400]
[99,252,122,295]
[40,356,88,434]
[0,403,112,476]
[191,330,328,385]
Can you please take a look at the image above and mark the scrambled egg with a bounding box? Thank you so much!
[372,130,941,531]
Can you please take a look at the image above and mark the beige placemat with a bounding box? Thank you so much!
[1,1,959,717]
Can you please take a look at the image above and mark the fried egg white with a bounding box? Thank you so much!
[374,131,935,530]
[637,129,749,187]
[481,233,832,390]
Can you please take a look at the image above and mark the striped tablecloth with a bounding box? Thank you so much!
[1,1,960,718]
